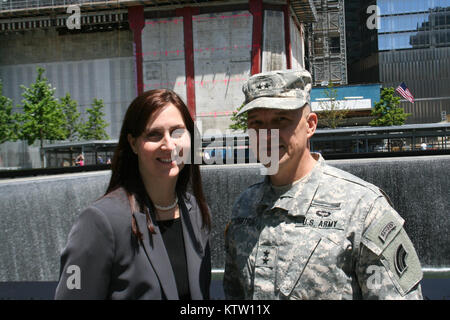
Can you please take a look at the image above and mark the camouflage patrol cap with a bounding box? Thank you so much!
[237,69,312,116]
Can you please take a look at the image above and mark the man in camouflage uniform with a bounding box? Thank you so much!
[223,69,423,299]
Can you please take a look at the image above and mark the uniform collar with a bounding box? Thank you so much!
[258,153,324,217]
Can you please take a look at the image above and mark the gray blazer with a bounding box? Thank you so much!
[55,187,211,300]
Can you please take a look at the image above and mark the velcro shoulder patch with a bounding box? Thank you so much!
[362,208,404,256]
[362,206,423,296]
[380,228,423,296]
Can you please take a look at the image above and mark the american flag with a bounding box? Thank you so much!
[396,82,415,103]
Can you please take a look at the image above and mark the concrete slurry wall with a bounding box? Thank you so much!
[0,156,449,282]
[142,16,187,104]
[262,10,286,72]
[290,16,305,71]
[0,28,134,66]
[193,10,253,132]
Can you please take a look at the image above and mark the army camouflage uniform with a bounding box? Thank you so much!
[223,154,423,300]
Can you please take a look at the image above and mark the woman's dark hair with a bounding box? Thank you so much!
[105,89,210,238]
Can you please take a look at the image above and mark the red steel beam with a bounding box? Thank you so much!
[249,0,263,75]
[128,6,145,96]
[176,7,199,120]
[284,0,292,69]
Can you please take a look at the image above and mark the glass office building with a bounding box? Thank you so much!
[346,0,450,124]
[378,0,450,51]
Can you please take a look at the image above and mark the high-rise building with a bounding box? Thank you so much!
[345,0,378,84]
[347,0,450,124]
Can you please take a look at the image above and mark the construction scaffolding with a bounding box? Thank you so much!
[309,0,347,86]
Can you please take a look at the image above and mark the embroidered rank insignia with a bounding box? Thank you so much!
[255,245,277,268]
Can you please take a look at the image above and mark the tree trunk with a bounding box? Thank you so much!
[40,137,45,168]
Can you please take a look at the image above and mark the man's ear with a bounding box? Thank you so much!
[306,112,318,139]
[127,134,138,154]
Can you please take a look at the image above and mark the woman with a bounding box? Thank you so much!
[75,154,84,166]
[55,89,211,300]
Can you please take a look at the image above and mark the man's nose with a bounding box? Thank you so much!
[260,127,276,138]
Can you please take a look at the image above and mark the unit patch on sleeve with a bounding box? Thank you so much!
[380,228,423,296]
[394,243,408,276]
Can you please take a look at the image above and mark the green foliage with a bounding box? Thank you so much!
[17,67,66,147]
[1,67,111,169]
[229,103,248,132]
[0,80,19,144]
[369,87,411,126]
[60,93,81,141]
[80,98,110,140]
[317,82,349,129]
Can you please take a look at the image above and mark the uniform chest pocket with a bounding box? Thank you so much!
[278,229,345,300]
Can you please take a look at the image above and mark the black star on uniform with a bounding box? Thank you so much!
[263,250,270,257]
[262,257,269,265]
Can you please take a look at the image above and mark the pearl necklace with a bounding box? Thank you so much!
[154,195,178,211]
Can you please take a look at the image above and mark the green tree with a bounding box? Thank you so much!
[17,67,66,167]
[229,103,248,131]
[317,82,349,129]
[60,93,82,141]
[369,87,411,126]
[0,80,19,144]
[80,98,110,140]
